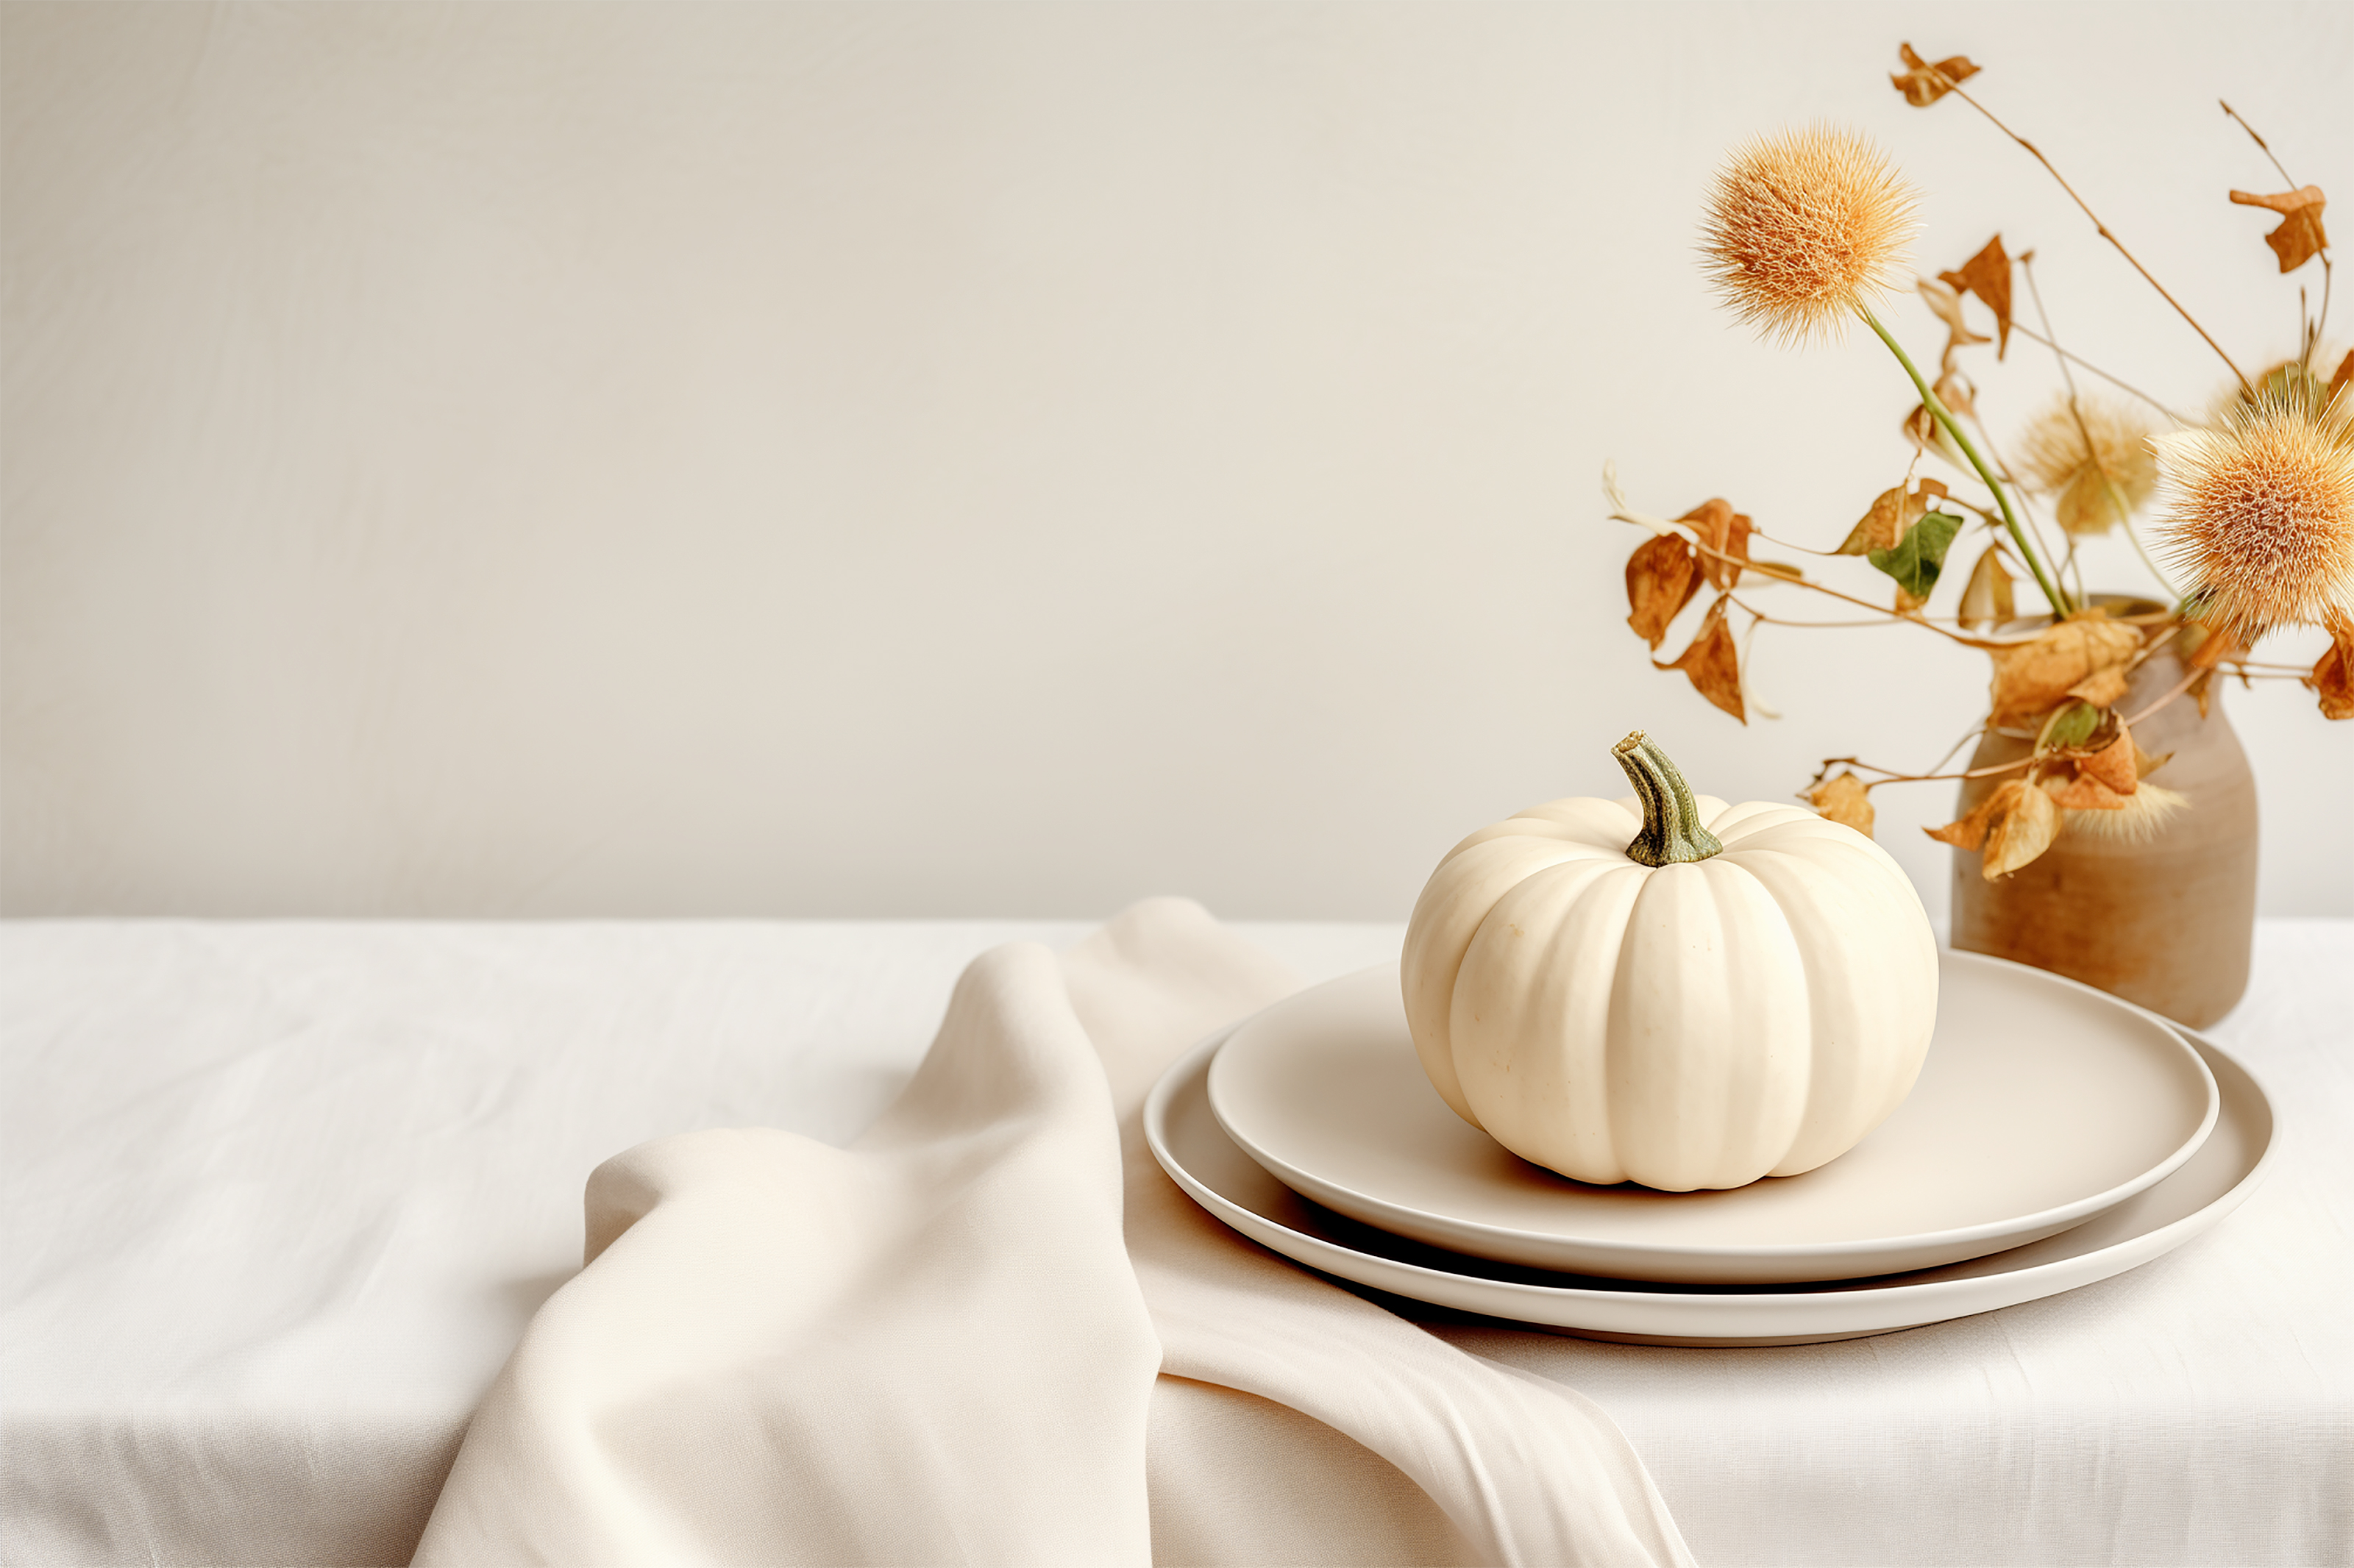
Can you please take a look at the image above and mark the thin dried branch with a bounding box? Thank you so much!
[1816,752,2038,786]
[1749,531,1852,557]
[2320,257,2336,365]
[1752,487,2002,557]
[2121,621,2185,677]
[1923,60,2252,393]
[1611,510,2007,647]
[2003,323,2192,426]
[1729,601,1928,629]
[2122,661,2209,727]
[2222,99,2299,189]
[2222,99,2333,361]
[1923,721,1991,777]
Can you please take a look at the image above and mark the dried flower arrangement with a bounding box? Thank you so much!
[1604,44,2351,882]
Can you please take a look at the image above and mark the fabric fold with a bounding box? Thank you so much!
[415,899,1691,1567]
[1069,898,1694,1568]
[414,941,1160,1566]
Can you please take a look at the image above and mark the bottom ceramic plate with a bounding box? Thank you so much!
[1146,1014,2276,1346]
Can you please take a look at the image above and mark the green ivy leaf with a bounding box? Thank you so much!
[1866,510,1963,599]
[2037,699,2102,752]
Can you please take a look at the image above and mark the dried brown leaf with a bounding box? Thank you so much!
[1625,531,1702,649]
[2133,743,2174,780]
[1899,373,1975,467]
[1901,404,1938,454]
[1839,487,1907,556]
[1924,791,1999,852]
[1891,43,1980,107]
[1986,617,2140,728]
[2333,347,2354,402]
[1981,777,2059,878]
[1901,402,1968,468]
[1917,277,1988,346]
[2046,766,2130,811]
[1654,596,1746,724]
[1807,771,1875,838]
[2186,621,2241,671]
[2077,724,2140,795]
[1927,779,2059,876]
[2309,624,2354,719]
[1932,369,1977,421]
[2066,665,2130,708]
[1917,277,1990,373]
[2228,185,2330,274]
[1957,545,2016,630]
[1939,235,2013,358]
[1681,497,1755,591]
[1837,477,1948,555]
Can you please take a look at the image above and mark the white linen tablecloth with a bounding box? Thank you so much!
[4,910,2349,1565]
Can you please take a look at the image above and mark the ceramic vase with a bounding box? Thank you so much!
[1947,616,2258,1029]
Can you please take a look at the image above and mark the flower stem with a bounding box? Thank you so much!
[1963,403,2071,602]
[1860,307,2072,617]
[1613,732,1724,867]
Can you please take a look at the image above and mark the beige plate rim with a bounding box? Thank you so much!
[1203,951,2219,1280]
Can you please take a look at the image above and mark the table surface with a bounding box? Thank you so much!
[4,917,2350,1567]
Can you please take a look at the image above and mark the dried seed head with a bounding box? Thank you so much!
[2018,396,2158,535]
[1700,126,1918,346]
[2239,357,2340,416]
[2153,386,2354,644]
[2061,784,2188,844]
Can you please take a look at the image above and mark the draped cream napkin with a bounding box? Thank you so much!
[414,899,1693,1567]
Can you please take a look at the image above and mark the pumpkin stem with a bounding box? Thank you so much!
[1614,731,1725,867]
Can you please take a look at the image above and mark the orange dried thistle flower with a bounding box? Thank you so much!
[1700,126,1919,346]
[2153,387,2354,644]
[2018,396,2158,536]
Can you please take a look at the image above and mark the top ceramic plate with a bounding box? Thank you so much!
[1206,952,2218,1283]
[1149,1011,2275,1347]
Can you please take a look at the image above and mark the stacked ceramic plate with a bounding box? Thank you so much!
[1146,950,2275,1345]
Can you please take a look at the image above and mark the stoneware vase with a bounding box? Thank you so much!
[1948,603,2258,1029]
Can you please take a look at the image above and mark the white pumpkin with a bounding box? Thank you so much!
[1401,732,1938,1192]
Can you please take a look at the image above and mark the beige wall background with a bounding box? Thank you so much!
[4,1,2350,922]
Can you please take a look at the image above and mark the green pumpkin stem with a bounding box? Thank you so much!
[1614,731,1724,867]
